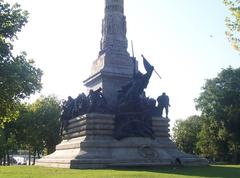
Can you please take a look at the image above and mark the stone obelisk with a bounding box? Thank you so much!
[84,0,136,107]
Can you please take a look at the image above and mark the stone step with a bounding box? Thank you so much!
[155,133,170,137]
[63,130,113,139]
[67,119,114,130]
[68,113,115,123]
[153,127,170,133]
[65,124,114,135]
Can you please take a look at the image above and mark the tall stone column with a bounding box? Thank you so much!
[84,0,137,108]
[100,0,128,55]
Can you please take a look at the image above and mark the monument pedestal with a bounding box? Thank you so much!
[84,52,136,107]
[36,113,208,168]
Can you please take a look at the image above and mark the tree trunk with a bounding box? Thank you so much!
[37,151,41,159]
[6,150,10,166]
[47,147,50,155]
[232,143,238,163]
[3,154,6,166]
[28,149,31,166]
[33,150,36,165]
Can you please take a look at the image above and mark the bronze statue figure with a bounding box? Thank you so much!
[59,88,109,135]
[117,55,154,112]
[114,55,159,139]
[157,92,170,118]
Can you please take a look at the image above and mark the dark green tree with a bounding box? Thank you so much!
[12,103,41,165]
[0,120,19,165]
[172,115,202,155]
[5,96,62,165]
[196,67,240,162]
[30,96,62,156]
[0,128,7,165]
[196,117,228,162]
[224,0,240,52]
[0,0,42,127]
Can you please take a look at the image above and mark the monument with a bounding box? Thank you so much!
[36,0,208,168]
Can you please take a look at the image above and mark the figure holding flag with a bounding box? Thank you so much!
[140,55,154,89]
[117,55,155,112]
[141,55,162,80]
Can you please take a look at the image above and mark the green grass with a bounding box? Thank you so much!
[0,165,240,178]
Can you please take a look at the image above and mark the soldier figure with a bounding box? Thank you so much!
[117,55,154,112]
[87,88,108,113]
[60,96,75,135]
[157,92,170,118]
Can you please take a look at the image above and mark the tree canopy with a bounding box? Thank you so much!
[196,67,240,162]
[0,0,43,126]
[0,95,62,165]
[173,67,240,162]
[30,95,62,155]
[172,115,202,155]
[224,0,240,52]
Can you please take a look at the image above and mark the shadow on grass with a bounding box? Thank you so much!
[110,165,240,178]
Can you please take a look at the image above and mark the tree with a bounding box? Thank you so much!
[196,67,240,162]
[2,96,62,165]
[196,117,228,162]
[0,0,43,127]
[12,103,40,165]
[0,128,7,165]
[172,115,202,155]
[224,0,240,52]
[30,96,62,156]
[0,118,20,165]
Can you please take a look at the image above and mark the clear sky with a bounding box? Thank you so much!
[6,0,240,128]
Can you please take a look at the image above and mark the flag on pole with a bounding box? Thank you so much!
[141,54,162,79]
[141,54,153,73]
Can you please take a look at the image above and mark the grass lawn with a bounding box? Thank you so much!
[0,165,240,178]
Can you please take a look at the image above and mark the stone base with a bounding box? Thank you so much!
[36,138,207,168]
[36,113,208,168]
[83,52,137,107]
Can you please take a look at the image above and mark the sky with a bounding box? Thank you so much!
[5,0,240,128]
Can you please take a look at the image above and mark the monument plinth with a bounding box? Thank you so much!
[36,0,208,168]
[36,114,207,168]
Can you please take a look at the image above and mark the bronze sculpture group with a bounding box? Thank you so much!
[60,55,170,138]
[60,88,110,134]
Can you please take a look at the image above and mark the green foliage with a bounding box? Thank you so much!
[172,115,202,155]
[0,0,42,126]
[0,96,62,164]
[224,0,240,52]
[196,117,228,161]
[196,67,240,162]
[0,128,7,159]
[0,120,19,164]
[0,0,29,58]
[30,95,62,155]
[16,96,62,155]
[12,103,41,154]
[173,67,240,162]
